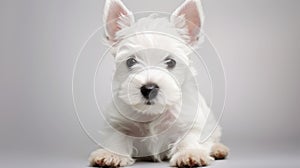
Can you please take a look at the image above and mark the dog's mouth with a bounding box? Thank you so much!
[145,100,154,105]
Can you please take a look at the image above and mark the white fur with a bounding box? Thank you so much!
[90,0,228,167]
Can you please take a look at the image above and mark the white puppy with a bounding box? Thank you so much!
[89,0,229,167]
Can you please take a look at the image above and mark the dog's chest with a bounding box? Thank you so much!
[123,109,180,137]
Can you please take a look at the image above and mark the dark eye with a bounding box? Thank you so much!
[126,58,137,68]
[165,58,176,69]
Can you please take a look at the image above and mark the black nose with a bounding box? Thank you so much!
[140,83,159,100]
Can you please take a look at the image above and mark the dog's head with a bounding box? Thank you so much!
[104,0,204,115]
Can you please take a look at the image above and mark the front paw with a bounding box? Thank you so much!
[210,143,229,160]
[170,149,213,167]
[89,149,134,167]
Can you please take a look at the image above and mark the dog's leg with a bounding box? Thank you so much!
[169,129,214,167]
[89,132,135,167]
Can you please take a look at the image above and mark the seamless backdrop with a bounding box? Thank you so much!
[0,0,300,167]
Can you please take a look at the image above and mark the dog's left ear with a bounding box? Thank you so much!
[103,0,134,44]
[171,0,204,46]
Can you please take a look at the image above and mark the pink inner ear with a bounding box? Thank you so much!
[178,1,201,43]
[106,1,128,42]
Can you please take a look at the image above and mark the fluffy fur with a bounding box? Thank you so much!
[89,0,229,167]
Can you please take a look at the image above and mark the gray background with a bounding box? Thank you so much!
[0,0,300,167]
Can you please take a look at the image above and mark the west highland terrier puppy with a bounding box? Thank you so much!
[89,0,229,167]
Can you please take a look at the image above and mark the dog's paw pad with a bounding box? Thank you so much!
[210,143,229,160]
[170,149,213,167]
[89,149,134,167]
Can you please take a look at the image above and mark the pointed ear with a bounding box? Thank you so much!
[103,0,134,44]
[171,0,204,45]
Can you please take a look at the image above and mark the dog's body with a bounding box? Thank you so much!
[89,0,229,167]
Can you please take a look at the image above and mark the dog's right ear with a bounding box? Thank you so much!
[103,0,134,44]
